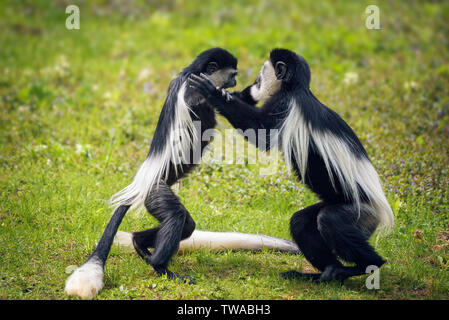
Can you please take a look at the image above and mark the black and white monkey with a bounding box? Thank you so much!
[188,48,394,283]
[65,48,299,299]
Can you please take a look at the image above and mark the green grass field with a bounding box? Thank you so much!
[0,0,448,300]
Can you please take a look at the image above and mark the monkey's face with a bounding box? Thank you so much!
[250,60,283,101]
[204,62,238,89]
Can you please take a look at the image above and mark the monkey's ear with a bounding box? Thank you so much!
[206,62,219,75]
[274,61,287,80]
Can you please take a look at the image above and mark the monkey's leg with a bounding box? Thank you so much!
[65,205,130,299]
[132,213,196,264]
[133,182,196,283]
[282,202,342,281]
[316,204,386,283]
[131,227,158,263]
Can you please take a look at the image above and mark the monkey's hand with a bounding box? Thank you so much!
[221,89,233,102]
[188,74,232,105]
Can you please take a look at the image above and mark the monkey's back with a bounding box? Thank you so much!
[163,88,217,186]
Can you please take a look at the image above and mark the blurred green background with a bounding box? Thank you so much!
[0,0,448,299]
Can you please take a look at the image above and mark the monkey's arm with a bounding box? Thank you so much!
[231,85,257,105]
[188,74,272,149]
[215,95,266,131]
[188,74,266,130]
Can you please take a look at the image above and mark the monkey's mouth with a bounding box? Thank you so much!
[222,79,237,89]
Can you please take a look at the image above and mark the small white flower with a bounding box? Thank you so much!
[75,143,92,155]
[343,72,359,85]
[53,55,70,77]
[403,81,418,90]
[18,105,30,113]
[138,68,152,82]
[34,144,48,151]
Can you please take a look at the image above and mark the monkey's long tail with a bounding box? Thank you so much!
[114,230,300,254]
[65,205,130,299]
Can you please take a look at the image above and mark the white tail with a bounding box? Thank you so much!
[114,230,300,254]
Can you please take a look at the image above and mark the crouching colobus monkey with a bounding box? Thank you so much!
[65,48,299,299]
[188,48,394,283]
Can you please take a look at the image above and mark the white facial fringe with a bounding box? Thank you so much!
[250,60,281,102]
[110,82,198,210]
[279,100,394,232]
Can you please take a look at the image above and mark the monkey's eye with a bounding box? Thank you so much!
[206,62,219,74]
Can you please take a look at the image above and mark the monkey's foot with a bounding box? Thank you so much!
[154,266,196,284]
[171,274,196,285]
[319,265,365,284]
[281,270,321,281]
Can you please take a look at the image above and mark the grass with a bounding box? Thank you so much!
[0,0,448,300]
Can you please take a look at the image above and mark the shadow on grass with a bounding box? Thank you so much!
[103,249,400,296]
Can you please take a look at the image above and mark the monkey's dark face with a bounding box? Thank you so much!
[189,48,238,90]
[250,59,283,101]
[250,49,312,100]
[204,62,238,89]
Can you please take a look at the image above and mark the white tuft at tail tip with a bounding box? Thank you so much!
[65,258,104,299]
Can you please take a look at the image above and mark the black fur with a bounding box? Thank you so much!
[189,48,388,283]
[85,48,238,283]
[89,205,130,266]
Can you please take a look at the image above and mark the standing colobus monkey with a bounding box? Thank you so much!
[65,48,299,299]
[189,48,394,283]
